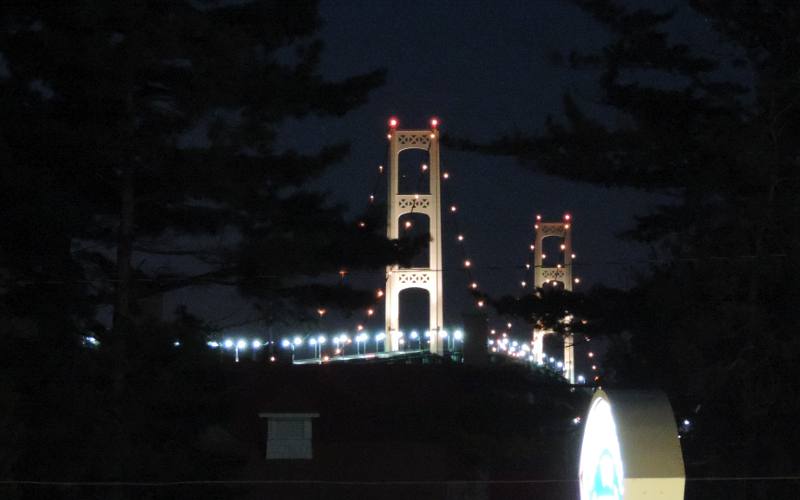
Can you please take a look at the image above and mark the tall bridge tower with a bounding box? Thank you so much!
[532,214,576,383]
[384,118,445,355]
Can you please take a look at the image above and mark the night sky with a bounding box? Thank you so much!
[184,1,669,333]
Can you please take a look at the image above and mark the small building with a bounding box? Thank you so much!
[259,412,319,460]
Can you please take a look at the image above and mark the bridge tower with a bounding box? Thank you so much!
[384,118,445,355]
[532,214,576,383]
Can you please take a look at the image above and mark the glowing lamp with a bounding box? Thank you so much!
[579,390,685,500]
[564,213,571,220]
[430,117,439,128]
[389,117,398,128]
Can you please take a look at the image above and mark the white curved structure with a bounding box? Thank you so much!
[579,389,685,500]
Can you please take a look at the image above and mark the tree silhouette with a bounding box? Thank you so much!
[452,0,800,478]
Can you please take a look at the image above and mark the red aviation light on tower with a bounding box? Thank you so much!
[564,213,571,221]
[430,117,439,128]
[388,117,398,128]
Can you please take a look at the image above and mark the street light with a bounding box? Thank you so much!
[375,332,386,352]
[354,333,366,355]
[410,330,420,350]
[235,339,247,362]
[309,338,318,359]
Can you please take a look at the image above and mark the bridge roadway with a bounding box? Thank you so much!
[292,349,456,365]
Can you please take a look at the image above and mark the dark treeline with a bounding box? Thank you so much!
[453,0,800,491]
[3,1,800,499]
[0,1,404,497]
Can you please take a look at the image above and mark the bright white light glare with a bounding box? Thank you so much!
[577,375,586,383]
[252,340,262,349]
[293,336,302,346]
[173,341,181,347]
[236,339,247,349]
[207,341,220,348]
[317,335,326,343]
[557,361,564,368]
[424,330,431,338]
[410,331,419,340]
[454,330,463,341]
[281,339,290,348]
[224,339,234,349]
[309,338,317,346]
[376,333,386,341]
[579,396,624,500]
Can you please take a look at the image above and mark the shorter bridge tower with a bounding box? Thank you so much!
[532,214,576,383]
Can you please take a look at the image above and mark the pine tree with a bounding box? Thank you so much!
[1,1,394,357]
[453,0,800,477]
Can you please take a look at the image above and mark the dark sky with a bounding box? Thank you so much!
[182,1,676,334]
[276,1,662,329]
